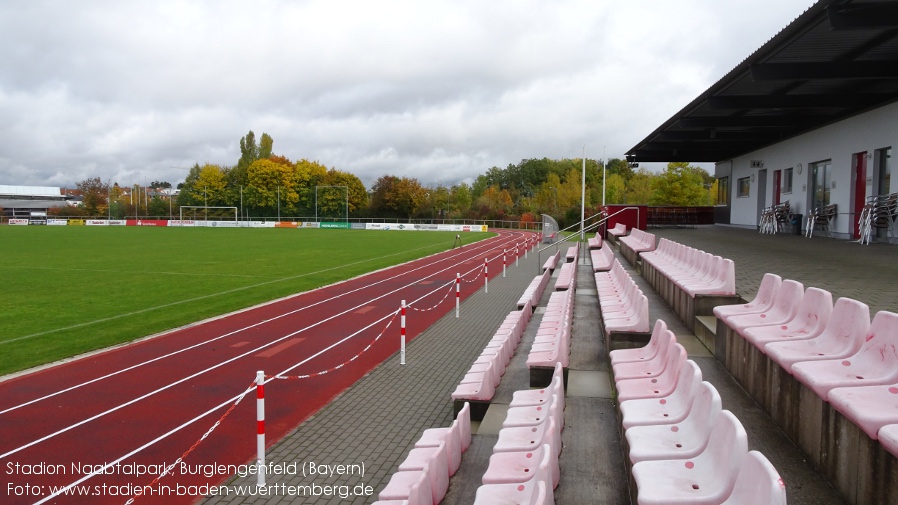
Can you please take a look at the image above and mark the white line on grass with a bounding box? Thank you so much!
[0,238,467,345]
[0,232,518,415]
[0,231,527,460]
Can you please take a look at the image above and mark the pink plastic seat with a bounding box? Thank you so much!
[713,273,782,321]
[378,469,432,505]
[511,363,563,407]
[473,446,553,505]
[792,311,898,400]
[765,297,870,371]
[631,410,748,505]
[616,344,687,402]
[625,382,722,464]
[720,451,786,505]
[620,361,703,430]
[397,441,449,503]
[591,245,614,272]
[610,320,670,365]
[604,294,650,335]
[612,329,676,381]
[417,402,471,454]
[878,424,898,458]
[725,279,804,333]
[829,382,898,439]
[742,287,833,351]
[682,257,736,297]
[482,441,560,490]
[503,393,563,428]
[451,369,496,401]
[494,416,562,454]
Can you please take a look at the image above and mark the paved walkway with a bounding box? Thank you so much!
[204,225,895,504]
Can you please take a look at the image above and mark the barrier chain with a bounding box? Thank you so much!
[460,262,485,284]
[269,310,399,381]
[125,380,256,504]
[408,281,456,313]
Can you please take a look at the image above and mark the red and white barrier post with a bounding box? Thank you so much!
[255,370,266,487]
[484,258,488,293]
[515,244,520,267]
[455,273,460,318]
[400,300,407,365]
[503,249,507,278]
[525,237,529,258]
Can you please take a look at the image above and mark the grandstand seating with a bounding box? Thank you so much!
[542,250,561,273]
[618,228,656,266]
[554,261,577,291]
[590,243,614,272]
[527,285,575,387]
[587,231,603,249]
[452,306,531,419]
[518,269,552,311]
[595,260,651,349]
[619,360,703,431]
[607,222,628,243]
[377,403,472,504]
[565,243,579,263]
[642,238,738,333]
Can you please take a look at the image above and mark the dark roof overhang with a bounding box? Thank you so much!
[627,0,898,164]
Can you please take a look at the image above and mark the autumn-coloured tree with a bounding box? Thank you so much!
[76,177,109,216]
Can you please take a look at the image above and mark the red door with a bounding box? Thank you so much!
[854,153,867,239]
[773,170,782,205]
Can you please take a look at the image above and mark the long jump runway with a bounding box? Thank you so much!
[0,230,537,504]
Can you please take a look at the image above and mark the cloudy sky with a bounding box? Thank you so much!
[0,0,814,189]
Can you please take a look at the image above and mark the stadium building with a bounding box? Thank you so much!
[628,0,898,241]
[0,185,74,222]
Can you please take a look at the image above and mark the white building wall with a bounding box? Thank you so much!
[718,100,898,237]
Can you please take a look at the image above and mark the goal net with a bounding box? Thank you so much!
[179,206,238,221]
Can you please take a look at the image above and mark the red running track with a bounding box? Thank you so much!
[0,230,538,505]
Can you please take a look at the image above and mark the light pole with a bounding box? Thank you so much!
[581,146,586,241]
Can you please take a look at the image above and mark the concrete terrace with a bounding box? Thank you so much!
[203,225,896,504]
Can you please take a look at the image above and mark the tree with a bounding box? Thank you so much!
[259,133,273,160]
[604,173,627,204]
[650,162,709,206]
[449,183,472,217]
[187,164,230,207]
[76,177,109,216]
[244,159,297,216]
[626,168,656,204]
[318,168,368,218]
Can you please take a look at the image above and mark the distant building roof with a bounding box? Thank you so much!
[0,185,64,198]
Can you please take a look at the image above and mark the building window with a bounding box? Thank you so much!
[737,177,750,198]
[717,177,729,205]
[783,168,793,194]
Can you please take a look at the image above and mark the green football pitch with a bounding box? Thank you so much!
[0,226,491,376]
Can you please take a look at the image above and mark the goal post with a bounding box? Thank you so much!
[179,206,238,222]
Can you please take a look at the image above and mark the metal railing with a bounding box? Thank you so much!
[535,206,641,272]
